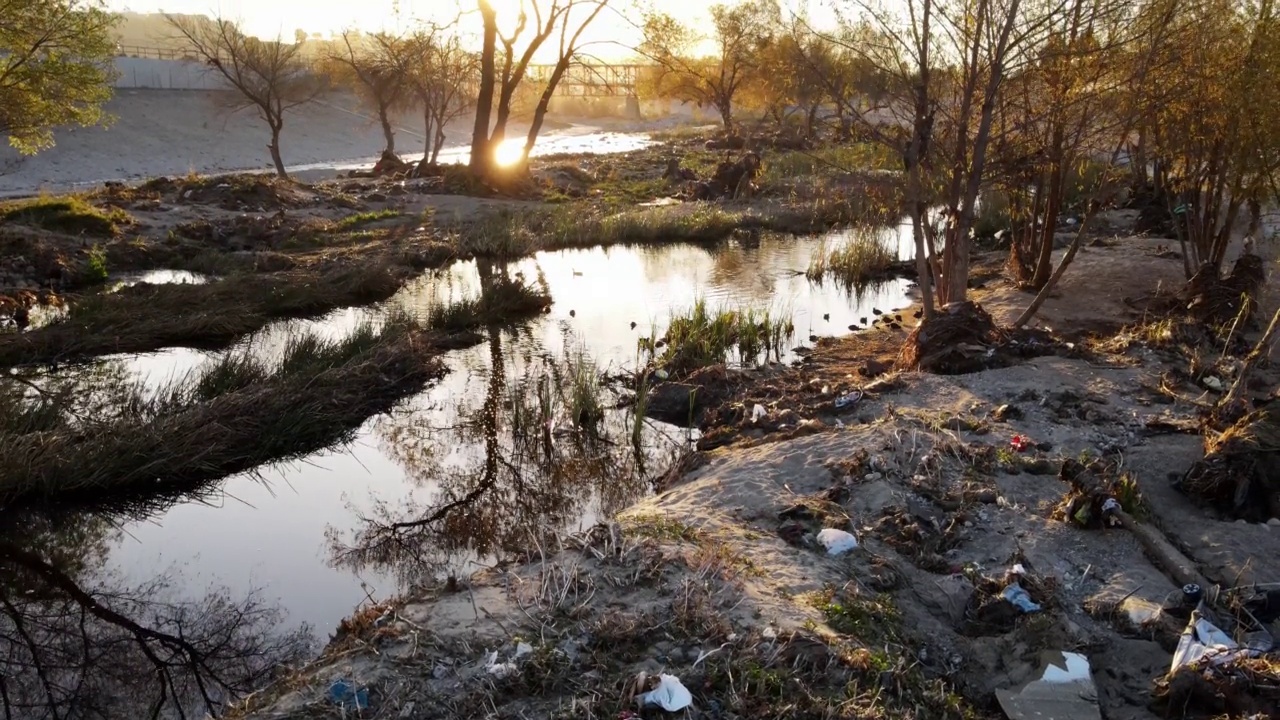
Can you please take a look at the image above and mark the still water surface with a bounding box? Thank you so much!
[105,227,917,636]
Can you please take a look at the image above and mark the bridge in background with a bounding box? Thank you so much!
[527,63,646,98]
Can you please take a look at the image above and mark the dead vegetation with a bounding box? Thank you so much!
[1181,407,1280,522]
[0,261,412,367]
[0,314,460,513]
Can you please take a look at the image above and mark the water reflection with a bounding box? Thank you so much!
[93,231,914,637]
[333,262,683,587]
[0,511,313,718]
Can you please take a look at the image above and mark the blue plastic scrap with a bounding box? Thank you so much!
[1002,583,1043,613]
[327,679,370,711]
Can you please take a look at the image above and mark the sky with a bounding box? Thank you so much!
[107,0,840,60]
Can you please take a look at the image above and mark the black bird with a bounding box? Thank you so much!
[630,321,637,330]
[894,313,903,322]
[822,313,830,321]
[888,322,902,330]
[859,317,868,325]
[808,334,820,342]
[913,309,923,319]
[872,308,884,316]
[848,324,858,332]
[569,309,576,317]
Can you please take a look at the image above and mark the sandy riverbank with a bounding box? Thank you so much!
[0,89,679,197]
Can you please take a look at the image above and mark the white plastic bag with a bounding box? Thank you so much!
[816,528,859,555]
[1171,613,1254,672]
[638,674,693,711]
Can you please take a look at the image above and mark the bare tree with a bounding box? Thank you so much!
[405,27,478,167]
[167,15,323,178]
[638,0,779,129]
[326,31,412,156]
[468,0,612,176]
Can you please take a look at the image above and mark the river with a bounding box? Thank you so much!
[85,225,918,640]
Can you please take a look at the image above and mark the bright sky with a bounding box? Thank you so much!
[107,0,838,60]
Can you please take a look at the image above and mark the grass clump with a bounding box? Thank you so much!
[761,144,897,183]
[0,262,411,368]
[0,314,448,513]
[806,229,899,288]
[461,203,749,257]
[0,196,132,237]
[646,298,794,376]
[334,209,403,230]
[85,245,110,283]
[425,272,552,332]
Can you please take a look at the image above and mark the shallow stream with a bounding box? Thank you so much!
[73,226,916,638]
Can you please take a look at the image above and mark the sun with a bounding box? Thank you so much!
[493,138,527,167]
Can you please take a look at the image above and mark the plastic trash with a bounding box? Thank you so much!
[1011,563,1027,576]
[1010,434,1032,452]
[996,651,1099,720]
[638,674,693,711]
[752,404,767,422]
[816,528,859,555]
[1002,582,1042,613]
[1171,611,1256,672]
[834,390,863,410]
[327,679,370,711]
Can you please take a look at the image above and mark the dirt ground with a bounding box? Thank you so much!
[225,226,1280,719]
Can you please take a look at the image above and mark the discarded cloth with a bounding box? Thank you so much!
[816,528,859,555]
[638,674,693,711]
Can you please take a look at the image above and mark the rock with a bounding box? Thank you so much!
[366,192,388,203]
[1268,518,1280,527]
[984,403,1016,421]
[644,382,703,425]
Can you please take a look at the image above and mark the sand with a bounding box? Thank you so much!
[229,234,1280,720]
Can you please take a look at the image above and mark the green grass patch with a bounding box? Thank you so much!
[645,297,794,376]
[761,144,898,183]
[425,272,552,332]
[806,228,899,288]
[1,196,132,237]
[334,209,403,230]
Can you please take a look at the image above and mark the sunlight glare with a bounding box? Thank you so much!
[494,138,527,167]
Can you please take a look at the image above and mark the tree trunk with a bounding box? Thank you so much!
[423,108,434,160]
[433,126,446,165]
[470,0,499,175]
[268,123,287,179]
[718,97,733,130]
[524,59,571,160]
[947,0,1020,304]
[1032,160,1065,288]
[379,104,396,155]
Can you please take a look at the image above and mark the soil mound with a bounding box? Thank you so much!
[1180,407,1280,522]
[897,301,1002,374]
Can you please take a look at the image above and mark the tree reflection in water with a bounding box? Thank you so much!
[0,511,314,719]
[0,363,315,718]
[331,260,687,587]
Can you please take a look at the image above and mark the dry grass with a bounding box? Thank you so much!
[0,195,133,237]
[0,314,455,513]
[0,262,411,367]
[425,272,552,331]
[806,228,902,288]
